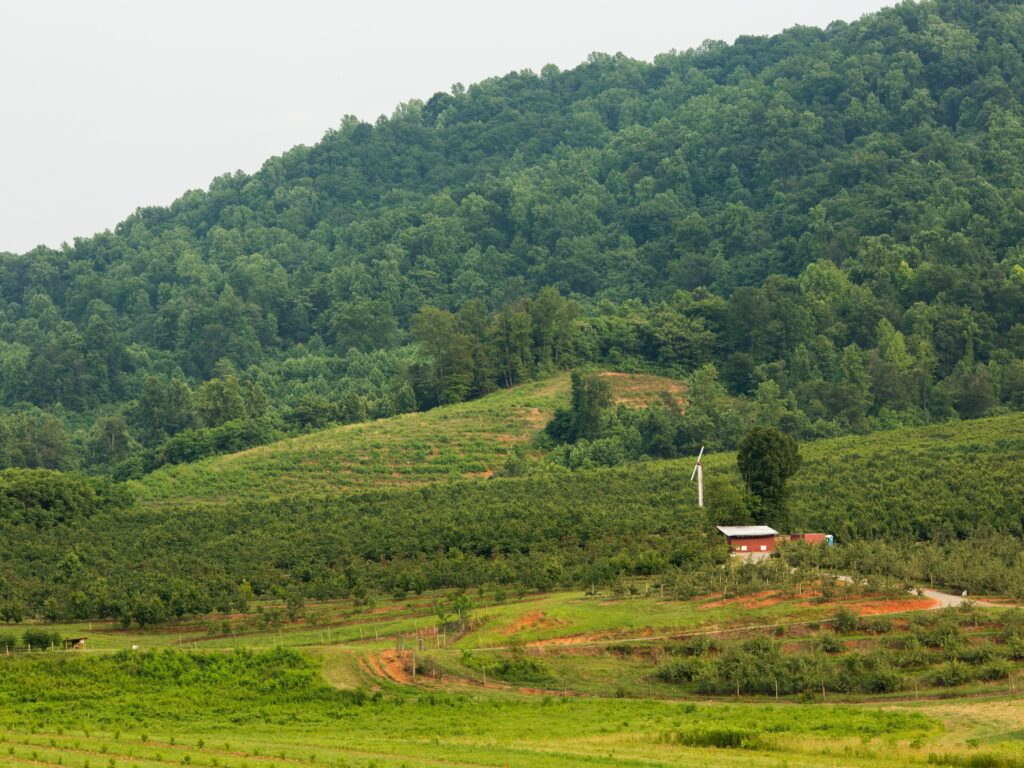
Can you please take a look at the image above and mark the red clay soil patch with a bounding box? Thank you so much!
[528,630,619,647]
[523,407,549,427]
[855,597,938,615]
[699,590,791,611]
[502,610,563,635]
[355,657,383,690]
[361,653,387,679]
[600,372,687,410]
[367,650,413,684]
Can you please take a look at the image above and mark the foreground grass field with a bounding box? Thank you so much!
[131,372,685,507]
[1,644,1022,768]
[8,586,1024,766]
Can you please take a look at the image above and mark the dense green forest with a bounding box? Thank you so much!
[2,411,1021,624]
[2,0,1024,473]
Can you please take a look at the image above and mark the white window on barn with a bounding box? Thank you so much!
[760,545,767,551]
[740,545,747,551]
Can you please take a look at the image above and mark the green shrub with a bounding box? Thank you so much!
[862,617,893,634]
[954,642,1004,665]
[864,665,905,693]
[654,657,713,684]
[22,629,60,650]
[975,659,1013,682]
[931,660,973,687]
[819,634,845,653]
[832,607,861,634]
[460,648,553,686]
[1005,636,1024,661]
[666,636,719,657]
[671,728,760,749]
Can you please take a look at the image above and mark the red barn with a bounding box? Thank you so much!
[716,525,778,556]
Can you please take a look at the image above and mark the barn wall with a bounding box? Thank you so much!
[727,535,775,553]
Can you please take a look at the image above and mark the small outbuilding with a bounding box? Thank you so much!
[716,525,778,556]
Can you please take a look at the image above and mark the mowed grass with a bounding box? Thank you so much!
[131,371,685,507]
[0,699,944,768]
[0,646,956,768]
[3,644,1024,768]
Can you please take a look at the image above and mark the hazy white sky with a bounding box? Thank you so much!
[0,1,892,254]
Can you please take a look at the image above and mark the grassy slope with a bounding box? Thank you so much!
[7,595,1024,766]
[131,372,685,507]
[0,668,940,768]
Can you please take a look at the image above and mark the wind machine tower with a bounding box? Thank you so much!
[690,445,704,508]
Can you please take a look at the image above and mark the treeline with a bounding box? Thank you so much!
[2,0,1024,471]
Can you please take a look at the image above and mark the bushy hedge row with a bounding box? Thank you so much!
[654,606,1024,697]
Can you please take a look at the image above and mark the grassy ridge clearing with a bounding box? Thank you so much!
[131,372,686,507]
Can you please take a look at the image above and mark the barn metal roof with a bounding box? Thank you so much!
[715,525,778,537]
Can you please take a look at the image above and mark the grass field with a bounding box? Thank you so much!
[2,610,1024,765]
[131,372,686,507]
[5,587,1024,767]
[0,669,950,768]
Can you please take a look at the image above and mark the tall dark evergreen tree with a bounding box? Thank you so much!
[736,426,802,529]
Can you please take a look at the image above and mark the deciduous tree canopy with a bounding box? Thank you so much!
[1,0,1023,472]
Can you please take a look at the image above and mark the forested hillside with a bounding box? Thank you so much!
[2,0,1024,474]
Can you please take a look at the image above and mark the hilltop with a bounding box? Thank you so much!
[131,371,686,506]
